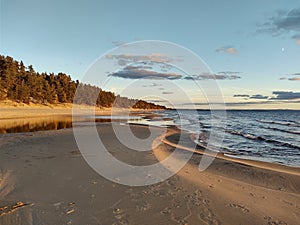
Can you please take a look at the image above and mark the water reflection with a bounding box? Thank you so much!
[0,117,73,134]
[0,116,145,134]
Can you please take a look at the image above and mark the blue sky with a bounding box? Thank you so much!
[1,0,299,109]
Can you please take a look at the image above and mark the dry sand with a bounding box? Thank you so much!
[0,122,299,225]
[0,100,124,119]
[0,100,159,120]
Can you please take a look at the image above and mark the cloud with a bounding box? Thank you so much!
[279,72,300,81]
[109,66,182,80]
[184,100,300,107]
[233,94,269,99]
[146,99,168,103]
[185,72,241,80]
[107,53,241,81]
[106,53,172,66]
[257,8,300,41]
[162,91,174,95]
[126,65,153,70]
[232,91,300,102]
[226,99,300,106]
[142,83,162,87]
[288,77,300,81]
[188,91,300,107]
[112,41,127,46]
[271,91,300,100]
[249,94,269,99]
[160,64,173,72]
[292,34,300,44]
[233,94,250,98]
[215,46,238,54]
[218,71,241,75]
[110,64,241,81]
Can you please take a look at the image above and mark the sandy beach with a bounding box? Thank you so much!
[0,101,125,119]
[0,116,299,225]
[2,0,300,224]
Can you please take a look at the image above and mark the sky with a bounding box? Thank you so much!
[1,0,299,109]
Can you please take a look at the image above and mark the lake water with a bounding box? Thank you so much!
[157,110,300,167]
[0,116,143,134]
[1,110,299,167]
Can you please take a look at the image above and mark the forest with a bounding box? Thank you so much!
[0,55,166,110]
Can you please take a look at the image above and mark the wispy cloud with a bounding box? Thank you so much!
[162,91,173,95]
[288,77,300,81]
[185,72,241,80]
[233,94,269,99]
[215,46,238,54]
[226,99,300,106]
[183,100,300,107]
[218,71,241,75]
[145,99,168,103]
[257,8,300,42]
[249,94,269,99]
[106,52,241,81]
[233,91,300,102]
[106,53,172,66]
[270,91,300,100]
[109,62,241,81]
[126,65,153,70]
[112,41,127,47]
[142,83,162,87]
[292,34,300,44]
[233,94,250,98]
[109,65,182,80]
[279,72,300,81]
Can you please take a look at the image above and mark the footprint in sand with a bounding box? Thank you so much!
[113,208,123,214]
[160,207,172,215]
[0,202,31,217]
[113,208,130,225]
[264,216,288,225]
[135,202,150,212]
[229,203,250,213]
[186,190,207,206]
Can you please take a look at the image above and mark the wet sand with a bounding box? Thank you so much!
[0,123,299,225]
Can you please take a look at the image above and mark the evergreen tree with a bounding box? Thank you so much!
[0,55,167,109]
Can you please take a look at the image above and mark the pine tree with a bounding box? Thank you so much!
[0,55,166,109]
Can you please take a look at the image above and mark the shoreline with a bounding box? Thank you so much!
[0,104,299,170]
[0,123,299,224]
[162,127,300,176]
[1,119,299,172]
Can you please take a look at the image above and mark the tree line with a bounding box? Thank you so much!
[0,55,166,109]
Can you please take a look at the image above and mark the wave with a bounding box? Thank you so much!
[257,119,300,127]
[225,129,300,150]
[267,127,300,135]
